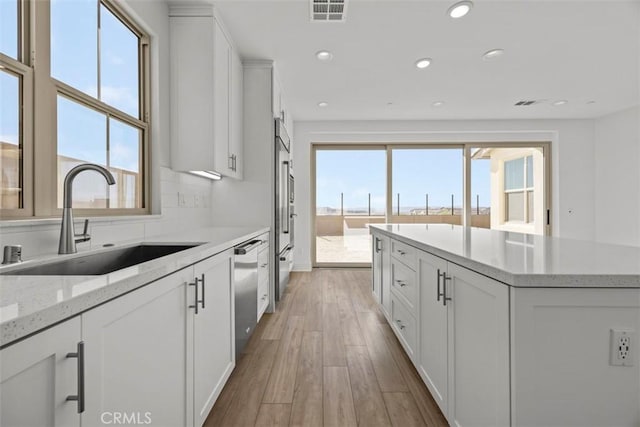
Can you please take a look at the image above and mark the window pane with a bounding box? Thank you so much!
[527,190,534,223]
[470,152,490,228]
[526,155,533,188]
[51,0,98,97]
[315,149,386,264]
[100,3,139,117]
[0,0,18,59]
[57,95,108,208]
[504,157,524,190]
[0,70,21,208]
[109,118,141,208]
[392,148,463,218]
[506,192,524,222]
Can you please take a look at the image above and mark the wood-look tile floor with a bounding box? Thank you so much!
[204,269,448,427]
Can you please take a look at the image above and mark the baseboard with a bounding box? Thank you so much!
[292,263,312,272]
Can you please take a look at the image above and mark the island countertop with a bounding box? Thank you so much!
[369,224,640,288]
[0,226,269,347]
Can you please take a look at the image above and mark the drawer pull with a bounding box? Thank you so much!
[397,250,406,255]
[396,279,407,287]
[395,319,405,330]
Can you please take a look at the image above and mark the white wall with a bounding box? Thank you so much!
[0,0,215,259]
[292,119,596,271]
[594,106,640,247]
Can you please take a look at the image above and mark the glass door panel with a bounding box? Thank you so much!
[470,146,546,235]
[314,148,386,265]
[390,148,463,225]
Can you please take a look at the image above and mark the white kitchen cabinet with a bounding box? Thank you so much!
[372,233,392,320]
[258,238,270,320]
[417,251,449,415]
[1,317,81,427]
[190,249,235,427]
[169,6,243,179]
[82,268,193,427]
[447,263,510,427]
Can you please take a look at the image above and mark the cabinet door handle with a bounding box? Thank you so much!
[396,279,406,287]
[66,341,85,413]
[396,319,405,330]
[436,268,442,301]
[442,273,452,306]
[199,274,205,309]
[189,279,199,315]
[375,238,382,253]
[397,250,406,255]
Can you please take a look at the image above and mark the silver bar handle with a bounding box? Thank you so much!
[199,274,205,309]
[437,268,443,301]
[283,161,290,234]
[189,279,199,315]
[375,238,382,253]
[396,319,405,330]
[66,341,85,413]
[442,273,452,306]
[396,279,406,287]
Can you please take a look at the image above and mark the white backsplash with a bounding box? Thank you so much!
[0,167,214,260]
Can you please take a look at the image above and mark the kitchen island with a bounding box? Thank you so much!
[370,224,640,427]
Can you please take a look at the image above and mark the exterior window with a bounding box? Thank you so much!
[504,156,534,223]
[1,0,149,218]
[52,0,146,210]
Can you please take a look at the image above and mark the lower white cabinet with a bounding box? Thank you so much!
[1,317,82,427]
[417,252,510,426]
[418,251,449,415]
[258,241,270,319]
[446,263,510,427]
[372,233,392,319]
[82,267,193,427]
[190,249,235,427]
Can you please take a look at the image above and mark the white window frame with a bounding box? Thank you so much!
[503,155,534,224]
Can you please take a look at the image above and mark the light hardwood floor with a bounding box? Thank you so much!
[205,269,448,427]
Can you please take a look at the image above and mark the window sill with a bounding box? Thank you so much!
[0,214,163,231]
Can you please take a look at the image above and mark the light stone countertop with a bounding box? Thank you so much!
[0,226,269,347]
[370,224,640,288]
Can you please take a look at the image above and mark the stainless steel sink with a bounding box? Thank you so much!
[1,244,201,276]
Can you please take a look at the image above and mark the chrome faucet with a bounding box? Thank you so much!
[59,164,116,255]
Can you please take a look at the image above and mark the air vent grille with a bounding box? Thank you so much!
[311,0,347,22]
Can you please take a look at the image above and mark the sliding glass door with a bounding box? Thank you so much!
[311,142,550,267]
[313,147,386,266]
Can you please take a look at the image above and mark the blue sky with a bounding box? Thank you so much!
[317,149,491,210]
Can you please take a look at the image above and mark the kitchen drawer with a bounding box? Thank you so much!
[391,239,417,270]
[258,245,269,285]
[258,278,269,319]
[391,259,417,314]
[390,294,417,360]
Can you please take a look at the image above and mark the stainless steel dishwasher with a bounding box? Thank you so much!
[234,239,262,358]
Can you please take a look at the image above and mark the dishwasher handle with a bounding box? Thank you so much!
[234,239,262,255]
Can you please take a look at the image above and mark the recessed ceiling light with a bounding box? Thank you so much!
[447,1,473,18]
[432,101,445,107]
[482,49,505,61]
[315,50,333,61]
[318,101,329,107]
[415,58,432,69]
[552,100,568,106]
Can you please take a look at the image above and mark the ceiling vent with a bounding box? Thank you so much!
[310,0,347,22]
[514,100,540,106]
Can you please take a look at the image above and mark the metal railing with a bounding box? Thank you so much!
[318,193,490,216]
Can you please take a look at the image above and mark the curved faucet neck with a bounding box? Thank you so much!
[63,164,116,208]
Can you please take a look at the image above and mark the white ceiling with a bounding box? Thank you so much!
[197,0,639,121]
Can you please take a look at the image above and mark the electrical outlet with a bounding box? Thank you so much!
[610,329,635,367]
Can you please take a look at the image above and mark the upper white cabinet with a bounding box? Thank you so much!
[169,6,243,179]
[1,317,82,427]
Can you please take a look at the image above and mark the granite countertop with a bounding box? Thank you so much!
[370,224,640,288]
[0,226,269,347]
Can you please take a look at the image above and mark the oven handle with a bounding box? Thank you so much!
[279,246,292,261]
[283,161,290,234]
